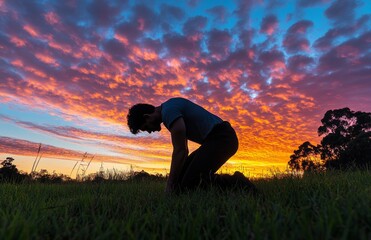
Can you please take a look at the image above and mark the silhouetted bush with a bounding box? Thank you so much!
[30,169,72,183]
[81,169,166,183]
[0,157,29,183]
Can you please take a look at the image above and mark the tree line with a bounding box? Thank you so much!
[288,108,371,172]
[0,157,166,183]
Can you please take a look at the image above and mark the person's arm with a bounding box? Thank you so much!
[166,117,188,193]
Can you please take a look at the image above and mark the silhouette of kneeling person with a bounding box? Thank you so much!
[127,97,256,194]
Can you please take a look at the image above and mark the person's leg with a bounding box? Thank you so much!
[177,149,199,186]
[179,122,238,190]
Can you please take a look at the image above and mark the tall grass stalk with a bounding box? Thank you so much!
[31,143,41,173]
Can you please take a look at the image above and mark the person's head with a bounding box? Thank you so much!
[127,103,162,134]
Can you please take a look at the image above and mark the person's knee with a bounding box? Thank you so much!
[233,136,239,154]
[228,134,239,156]
[229,126,239,155]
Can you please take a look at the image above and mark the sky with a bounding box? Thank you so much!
[0,0,370,178]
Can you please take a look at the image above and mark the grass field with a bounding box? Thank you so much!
[1,170,370,240]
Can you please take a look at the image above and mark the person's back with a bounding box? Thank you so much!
[161,97,223,144]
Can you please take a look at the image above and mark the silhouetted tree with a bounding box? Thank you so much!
[318,108,371,169]
[331,132,371,169]
[288,141,324,172]
[289,108,371,171]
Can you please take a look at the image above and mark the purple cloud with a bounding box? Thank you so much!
[314,14,371,50]
[325,0,359,25]
[183,16,208,36]
[287,20,313,34]
[188,0,200,8]
[207,6,228,23]
[259,49,285,69]
[265,0,285,9]
[318,30,371,72]
[288,55,315,73]
[207,29,232,59]
[283,20,313,53]
[87,0,128,26]
[234,0,255,29]
[131,4,159,32]
[160,4,185,21]
[260,14,278,35]
[163,33,201,58]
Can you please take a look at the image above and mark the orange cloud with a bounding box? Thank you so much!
[35,53,59,67]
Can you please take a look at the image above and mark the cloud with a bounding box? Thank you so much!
[103,38,130,61]
[314,26,355,50]
[0,136,85,160]
[207,6,228,24]
[183,16,208,36]
[286,20,314,34]
[115,21,142,43]
[131,4,159,32]
[160,4,185,21]
[265,0,285,9]
[325,0,359,25]
[163,33,202,58]
[259,49,285,71]
[0,136,161,168]
[0,114,163,146]
[234,0,256,29]
[314,14,371,50]
[283,20,313,53]
[0,114,173,168]
[87,0,128,26]
[207,29,232,59]
[260,14,278,36]
[287,55,315,74]
[187,0,200,8]
[318,31,371,72]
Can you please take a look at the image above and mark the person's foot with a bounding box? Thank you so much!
[232,171,259,195]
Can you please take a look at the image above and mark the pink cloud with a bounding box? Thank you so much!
[260,14,278,36]
[44,12,60,25]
